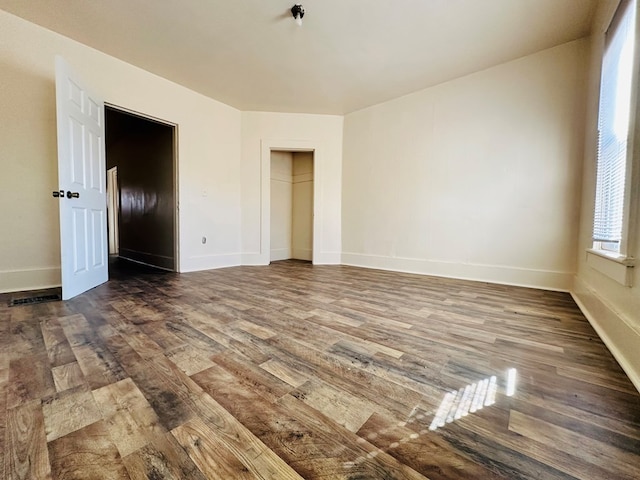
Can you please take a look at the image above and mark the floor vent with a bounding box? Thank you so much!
[9,294,62,307]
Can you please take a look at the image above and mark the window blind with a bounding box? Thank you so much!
[593,0,636,247]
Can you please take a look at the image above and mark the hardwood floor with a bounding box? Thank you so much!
[2,260,640,479]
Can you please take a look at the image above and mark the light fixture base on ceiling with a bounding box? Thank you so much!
[291,4,305,27]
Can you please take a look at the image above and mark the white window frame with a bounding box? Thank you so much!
[588,0,639,287]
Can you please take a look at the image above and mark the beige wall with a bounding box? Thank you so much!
[270,151,293,261]
[572,1,640,391]
[241,112,343,265]
[0,10,242,292]
[292,152,314,261]
[342,39,588,291]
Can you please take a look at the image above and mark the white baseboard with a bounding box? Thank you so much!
[179,253,241,273]
[571,276,640,394]
[313,252,342,265]
[0,267,61,293]
[241,252,267,266]
[341,253,571,291]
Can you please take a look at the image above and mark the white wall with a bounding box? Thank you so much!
[572,2,640,392]
[270,151,293,261]
[292,152,314,261]
[241,112,343,265]
[0,10,242,292]
[342,39,588,291]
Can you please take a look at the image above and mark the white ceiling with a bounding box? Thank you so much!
[0,0,598,114]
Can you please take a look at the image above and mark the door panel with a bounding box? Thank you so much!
[56,56,108,300]
[91,209,106,266]
[71,208,87,273]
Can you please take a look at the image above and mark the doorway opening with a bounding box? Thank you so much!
[105,106,178,272]
[270,151,314,263]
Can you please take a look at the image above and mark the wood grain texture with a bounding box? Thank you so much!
[1,259,640,479]
[51,362,87,393]
[172,417,264,479]
[42,385,102,442]
[122,433,207,480]
[4,400,51,480]
[6,354,55,410]
[48,421,129,480]
[40,317,76,368]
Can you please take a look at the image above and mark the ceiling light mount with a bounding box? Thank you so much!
[291,4,305,27]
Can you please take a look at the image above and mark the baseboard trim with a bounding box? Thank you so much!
[1,254,572,294]
[241,253,267,266]
[0,267,61,294]
[341,253,571,292]
[571,277,640,394]
[313,252,341,265]
[180,253,242,272]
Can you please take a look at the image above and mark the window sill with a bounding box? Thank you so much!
[586,249,635,287]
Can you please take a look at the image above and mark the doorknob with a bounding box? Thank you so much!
[52,190,64,198]
[66,191,80,199]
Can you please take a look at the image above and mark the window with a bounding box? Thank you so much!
[593,0,637,255]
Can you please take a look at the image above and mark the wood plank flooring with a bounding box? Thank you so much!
[2,259,640,479]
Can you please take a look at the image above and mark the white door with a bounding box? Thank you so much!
[55,56,108,300]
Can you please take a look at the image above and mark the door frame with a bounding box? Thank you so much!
[260,139,318,265]
[106,166,119,255]
[104,103,180,272]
